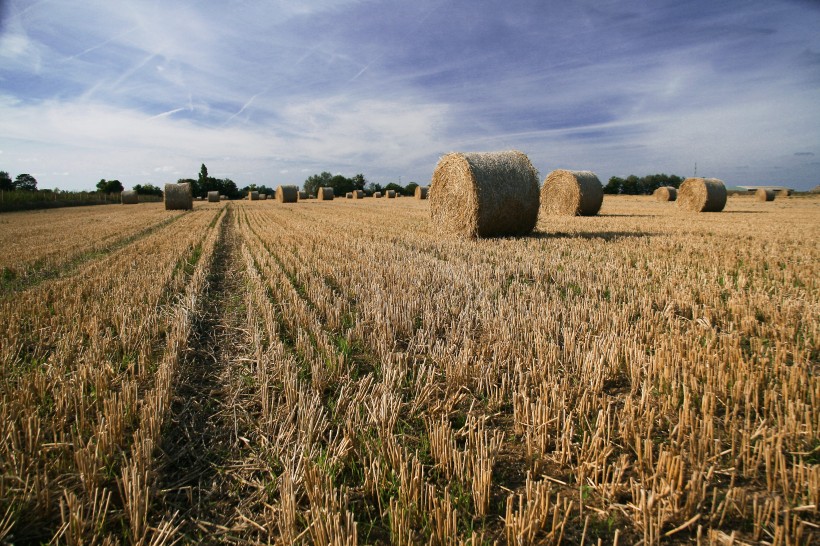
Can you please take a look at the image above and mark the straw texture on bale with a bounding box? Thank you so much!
[248,191,259,201]
[415,186,429,200]
[430,150,540,238]
[653,186,677,202]
[318,187,334,200]
[386,190,396,198]
[677,178,727,212]
[207,191,220,202]
[121,190,138,204]
[373,192,382,198]
[276,185,298,203]
[353,189,364,199]
[298,190,308,200]
[164,183,193,210]
[540,170,603,216]
[756,189,776,202]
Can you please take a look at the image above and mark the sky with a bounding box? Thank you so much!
[1,0,819,191]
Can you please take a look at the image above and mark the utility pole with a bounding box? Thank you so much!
[694,162,697,177]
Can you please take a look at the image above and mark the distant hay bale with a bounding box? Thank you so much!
[373,191,382,198]
[353,189,364,199]
[248,191,259,201]
[208,191,220,202]
[386,190,396,198]
[164,183,193,210]
[756,188,776,202]
[777,189,792,197]
[276,185,298,203]
[540,170,603,216]
[121,190,138,204]
[298,190,308,200]
[653,186,677,202]
[430,150,540,238]
[415,186,429,199]
[220,195,227,200]
[345,192,353,199]
[260,193,268,200]
[677,177,727,212]
[318,187,334,200]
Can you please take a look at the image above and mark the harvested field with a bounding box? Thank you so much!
[0,195,817,544]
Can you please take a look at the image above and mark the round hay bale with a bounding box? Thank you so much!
[756,189,775,202]
[298,190,308,200]
[345,192,353,199]
[415,186,429,199]
[677,178,727,212]
[318,187,334,200]
[248,191,259,201]
[220,195,227,200]
[122,190,138,204]
[540,170,603,216]
[777,189,792,197]
[352,189,364,199]
[207,191,220,202]
[653,186,677,202]
[165,183,193,210]
[276,185,298,203]
[430,150,540,238]
[261,193,269,200]
[386,189,396,198]
[373,191,382,198]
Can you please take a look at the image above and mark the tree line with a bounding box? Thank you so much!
[603,173,684,195]
[303,172,420,197]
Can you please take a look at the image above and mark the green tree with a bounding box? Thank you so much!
[96,179,124,193]
[604,177,623,194]
[303,172,333,196]
[404,182,419,196]
[133,183,163,196]
[0,171,12,191]
[15,173,37,191]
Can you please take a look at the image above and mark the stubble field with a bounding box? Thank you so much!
[0,194,817,545]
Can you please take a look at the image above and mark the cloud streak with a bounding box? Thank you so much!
[0,0,819,190]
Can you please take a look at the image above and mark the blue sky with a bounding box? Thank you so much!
[1,0,819,191]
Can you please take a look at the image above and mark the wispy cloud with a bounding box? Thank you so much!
[1,0,819,189]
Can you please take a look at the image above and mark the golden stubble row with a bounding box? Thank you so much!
[0,204,226,543]
[230,196,818,544]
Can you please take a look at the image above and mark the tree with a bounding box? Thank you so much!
[96,179,124,193]
[133,183,163,196]
[303,172,333,196]
[15,173,37,191]
[604,177,623,194]
[404,182,419,196]
[351,174,366,190]
[0,171,12,191]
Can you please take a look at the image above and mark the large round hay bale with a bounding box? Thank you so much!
[756,189,775,202]
[207,191,220,202]
[165,183,193,210]
[352,189,364,199]
[248,191,259,201]
[298,190,308,200]
[430,150,540,238]
[373,191,382,198]
[386,189,396,198]
[653,186,677,202]
[540,170,603,216]
[276,185,298,203]
[677,178,727,212]
[318,187,334,200]
[415,186,429,200]
[122,190,138,204]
